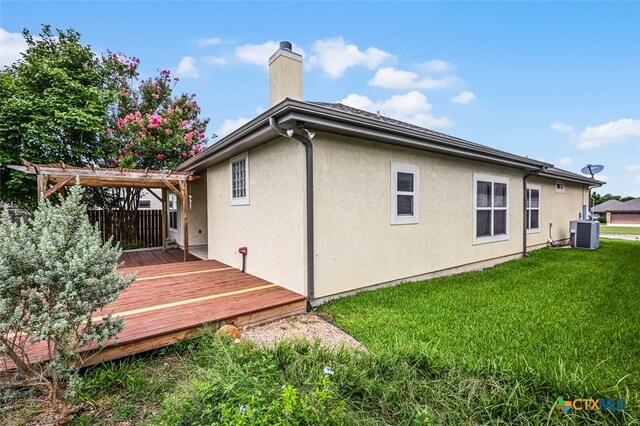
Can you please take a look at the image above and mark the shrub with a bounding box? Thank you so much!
[0,184,135,415]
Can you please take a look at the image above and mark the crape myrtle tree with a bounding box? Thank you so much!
[0,26,136,210]
[0,184,135,415]
[0,25,211,230]
[103,63,210,242]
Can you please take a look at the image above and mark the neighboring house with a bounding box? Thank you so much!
[171,41,603,304]
[606,198,640,225]
[592,199,624,223]
[138,189,162,210]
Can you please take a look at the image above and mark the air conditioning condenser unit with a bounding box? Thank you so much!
[569,220,600,249]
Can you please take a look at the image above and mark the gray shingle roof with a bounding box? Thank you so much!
[310,102,521,159]
[592,199,624,213]
[610,198,640,212]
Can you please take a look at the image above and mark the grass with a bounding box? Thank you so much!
[4,240,639,424]
[321,239,640,423]
[601,225,640,235]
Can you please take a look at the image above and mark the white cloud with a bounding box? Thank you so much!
[550,122,574,133]
[202,55,227,65]
[421,59,455,73]
[339,91,452,129]
[235,40,305,68]
[308,37,393,79]
[626,164,640,173]
[577,118,640,149]
[556,156,573,167]
[0,27,28,67]
[635,175,640,185]
[197,37,224,47]
[451,90,476,105]
[176,56,199,78]
[217,117,251,137]
[368,67,459,90]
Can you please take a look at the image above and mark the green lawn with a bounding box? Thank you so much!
[321,239,639,423]
[601,225,640,235]
[4,240,639,425]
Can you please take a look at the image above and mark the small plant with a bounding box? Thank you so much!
[0,184,135,416]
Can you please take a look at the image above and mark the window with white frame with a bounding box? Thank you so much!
[474,174,509,243]
[555,181,565,193]
[139,200,151,209]
[168,193,177,230]
[526,185,540,232]
[230,153,249,205]
[390,162,419,225]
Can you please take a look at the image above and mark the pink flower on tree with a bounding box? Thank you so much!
[165,128,172,135]
[148,115,163,129]
[157,153,166,160]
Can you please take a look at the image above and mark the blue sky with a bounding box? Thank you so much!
[2,1,639,196]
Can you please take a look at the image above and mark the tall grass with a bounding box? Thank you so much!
[321,240,639,422]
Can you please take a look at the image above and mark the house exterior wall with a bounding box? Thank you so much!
[206,137,307,295]
[312,133,587,299]
[526,176,586,245]
[167,177,208,247]
[139,189,162,210]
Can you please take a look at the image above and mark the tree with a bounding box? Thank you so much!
[0,185,135,415]
[103,64,210,241]
[0,26,135,210]
[592,192,636,206]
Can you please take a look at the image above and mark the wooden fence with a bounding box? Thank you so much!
[87,209,163,248]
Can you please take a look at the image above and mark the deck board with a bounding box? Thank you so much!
[119,248,199,267]
[1,254,306,372]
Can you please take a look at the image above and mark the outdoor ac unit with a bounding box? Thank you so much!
[569,220,600,249]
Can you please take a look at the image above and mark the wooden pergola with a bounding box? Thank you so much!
[9,160,199,262]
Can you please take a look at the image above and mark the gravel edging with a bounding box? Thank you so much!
[241,313,366,351]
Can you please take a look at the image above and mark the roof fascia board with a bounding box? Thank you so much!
[538,171,603,186]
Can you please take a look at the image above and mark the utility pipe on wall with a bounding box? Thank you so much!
[269,117,315,303]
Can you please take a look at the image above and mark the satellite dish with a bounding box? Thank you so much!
[581,164,604,178]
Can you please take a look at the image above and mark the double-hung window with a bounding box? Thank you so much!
[526,185,540,232]
[390,162,419,225]
[474,174,509,243]
[230,153,249,205]
[168,194,177,230]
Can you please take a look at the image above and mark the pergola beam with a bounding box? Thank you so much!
[11,161,199,263]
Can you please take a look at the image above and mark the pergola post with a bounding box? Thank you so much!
[161,188,168,252]
[37,174,48,203]
[179,181,189,262]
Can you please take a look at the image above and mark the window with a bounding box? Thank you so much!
[390,162,419,225]
[526,185,540,232]
[139,200,151,209]
[555,181,565,193]
[230,153,249,205]
[473,174,509,243]
[168,194,177,230]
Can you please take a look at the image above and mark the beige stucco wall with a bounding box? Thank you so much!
[526,177,587,245]
[312,133,588,298]
[206,138,306,295]
[167,177,208,247]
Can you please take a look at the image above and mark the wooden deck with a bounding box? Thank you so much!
[119,248,199,267]
[1,257,306,372]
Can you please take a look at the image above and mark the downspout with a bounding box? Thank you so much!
[269,117,315,304]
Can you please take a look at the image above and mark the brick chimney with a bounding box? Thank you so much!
[269,41,302,107]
